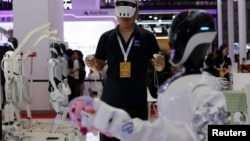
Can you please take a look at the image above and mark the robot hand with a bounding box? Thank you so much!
[80,101,113,137]
[78,99,133,139]
[68,96,98,135]
[50,89,65,102]
[62,79,71,95]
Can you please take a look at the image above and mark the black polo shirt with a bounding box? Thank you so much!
[95,25,160,106]
[214,56,232,80]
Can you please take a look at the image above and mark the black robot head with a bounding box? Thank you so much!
[169,9,216,68]
[7,37,18,50]
[49,43,60,58]
[59,43,67,54]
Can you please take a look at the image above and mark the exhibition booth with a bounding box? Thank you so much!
[0,0,219,111]
[0,0,249,140]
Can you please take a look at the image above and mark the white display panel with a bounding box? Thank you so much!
[64,21,116,75]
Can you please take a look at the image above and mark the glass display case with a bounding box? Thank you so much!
[137,20,171,37]
[136,13,174,37]
[136,13,173,51]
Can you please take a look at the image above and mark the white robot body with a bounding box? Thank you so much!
[55,59,63,82]
[2,51,14,81]
[3,101,15,123]
[48,58,66,103]
[82,73,227,141]
[59,56,71,96]
[1,50,32,130]
[48,52,70,133]
[157,74,223,123]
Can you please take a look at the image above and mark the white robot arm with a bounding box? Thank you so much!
[81,100,197,141]
[3,23,52,80]
[79,100,196,141]
[61,78,71,96]
[48,53,66,105]
[1,51,14,81]
[9,22,52,61]
[48,59,59,92]
[48,58,65,99]
[22,29,60,61]
[81,85,226,141]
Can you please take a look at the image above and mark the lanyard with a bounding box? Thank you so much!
[220,61,225,68]
[117,34,135,62]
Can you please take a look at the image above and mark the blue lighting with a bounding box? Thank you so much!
[3,42,8,46]
[200,26,210,31]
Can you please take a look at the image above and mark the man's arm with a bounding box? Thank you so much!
[151,54,165,72]
[85,57,106,73]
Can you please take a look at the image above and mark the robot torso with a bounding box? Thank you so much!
[157,73,223,124]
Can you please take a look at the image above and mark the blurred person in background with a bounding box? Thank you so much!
[214,44,232,81]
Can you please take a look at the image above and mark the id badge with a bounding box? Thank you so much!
[120,62,131,78]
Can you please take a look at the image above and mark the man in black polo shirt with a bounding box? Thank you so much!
[84,0,165,141]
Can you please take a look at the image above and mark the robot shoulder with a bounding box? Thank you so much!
[3,51,14,59]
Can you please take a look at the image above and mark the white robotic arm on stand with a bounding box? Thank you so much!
[2,23,70,138]
[6,23,51,79]
[1,23,52,108]
[20,29,61,104]
[1,23,53,140]
[9,22,52,60]
[4,23,52,110]
[22,29,59,61]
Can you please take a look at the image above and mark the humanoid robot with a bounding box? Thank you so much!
[58,43,71,111]
[1,37,32,131]
[58,43,71,97]
[48,42,70,133]
[69,9,228,141]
